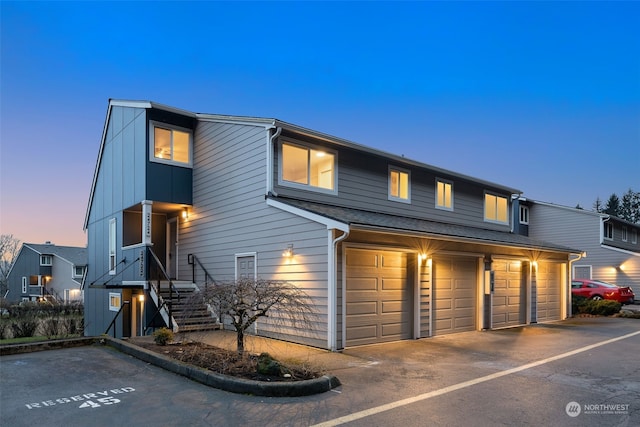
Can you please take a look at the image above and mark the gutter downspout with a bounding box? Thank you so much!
[266,126,282,196]
[567,251,586,317]
[328,227,349,351]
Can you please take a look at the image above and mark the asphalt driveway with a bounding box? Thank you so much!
[1,317,639,426]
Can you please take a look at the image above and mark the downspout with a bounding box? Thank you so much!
[328,227,349,351]
[266,126,282,196]
[567,251,586,317]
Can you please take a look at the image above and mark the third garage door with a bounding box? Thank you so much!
[345,248,411,346]
[433,256,477,335]
[492,260,526,328]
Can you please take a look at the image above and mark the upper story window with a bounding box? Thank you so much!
[622,226,628,242]
[604,222,613,240]
[40,255,53,266]
[73,266,85,278]
[519,205,529,225]
[150,122,192,167]
[389,167,410,203]
[436,179,453,210]
[280,141,336,192]
[484,193,509,224]
[632,229,638,244]
[109,218,117,275]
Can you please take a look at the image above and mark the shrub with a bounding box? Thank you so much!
[257,353,283,376]
[11,317,39,338]
[0,320,11,339]
[153,327,174,345]
[575,298,621,316]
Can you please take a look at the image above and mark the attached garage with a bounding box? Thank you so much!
[432,256,477,335]
[345,248,412,346]
[536,262,562,322]
[492,260,526,328]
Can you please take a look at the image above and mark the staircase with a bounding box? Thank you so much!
[157,282,221,333]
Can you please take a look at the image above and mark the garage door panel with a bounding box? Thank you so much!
[346,249,411,346]
[536,262,562,322]
[492,260,525,329]
[433,256,477,335]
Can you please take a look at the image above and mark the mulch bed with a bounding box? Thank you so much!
[131,340,319,382]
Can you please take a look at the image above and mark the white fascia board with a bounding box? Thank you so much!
[266,199,349,233]
[531,200,609,219]
[600,245,640,257]
[196,114,276,129]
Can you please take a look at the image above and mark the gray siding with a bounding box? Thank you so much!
[273,137,513,232]
[178,121,330,348]
[6,247,39,302]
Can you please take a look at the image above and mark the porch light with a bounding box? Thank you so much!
[531,261,538,269]
[139,294,145,302]
[282,244,294,257]
[618,263,626,271]
[182,207,189,219]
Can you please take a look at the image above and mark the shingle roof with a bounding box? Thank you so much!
[24,243,87,266]
[274,198,580,254]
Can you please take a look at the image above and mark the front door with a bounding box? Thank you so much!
[167,219,178,280]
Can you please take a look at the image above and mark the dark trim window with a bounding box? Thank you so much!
[519,206,529,225]
[389,166,410,203]
[40,255,53,266]
[436,179,453,210]
[280,141,336,192]
[604,222,613,240]
[484,193,509,224]
[633,229,638,244]
[622,226,628,242]
[149,121,193,167]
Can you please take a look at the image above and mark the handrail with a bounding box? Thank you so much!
[147,247,180,301]
[104,300,130,337]
[188,253,216,290]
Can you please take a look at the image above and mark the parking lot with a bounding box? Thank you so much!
[1,316,639,426]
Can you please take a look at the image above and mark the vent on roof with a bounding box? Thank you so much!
[45,241,53,245]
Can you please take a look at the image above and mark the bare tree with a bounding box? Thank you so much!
[199,278,316,354]
[0,234,21,296]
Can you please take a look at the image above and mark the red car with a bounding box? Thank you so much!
[571,279,635,304]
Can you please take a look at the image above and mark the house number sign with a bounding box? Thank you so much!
[25,387,135,410]
[145,212,152,238]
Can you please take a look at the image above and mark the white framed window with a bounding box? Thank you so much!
[40,255,53,266]
[22,277,27,294]
[604,222,613,240]
[149,121,192,167]
[73,266,85,278]
[622,226,628,242]
[389,166,410,203]
[109,218,117,274]
[519,205,529,225]
[436,178,453,210]
[109,292,121,312]
[484,193,509,224]
[280,141,336,192]
[633,229,637,244]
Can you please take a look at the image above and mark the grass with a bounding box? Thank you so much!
[0,334,82,345]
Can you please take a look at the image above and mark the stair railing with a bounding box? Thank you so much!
[187,253,216,291]
[146,247,180,333]
[105,300,131,337]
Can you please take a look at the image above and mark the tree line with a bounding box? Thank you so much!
[588,188,640,224]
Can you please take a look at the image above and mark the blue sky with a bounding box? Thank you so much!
[1,1,638,247]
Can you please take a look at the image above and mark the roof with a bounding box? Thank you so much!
[274,197,580,254]
[24,243,87,266]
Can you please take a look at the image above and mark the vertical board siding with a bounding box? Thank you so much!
[178,121,330,346]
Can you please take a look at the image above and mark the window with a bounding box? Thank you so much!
[484,193,509,224]
[435,179,453,210]
[389,167,410,202]
[622,226,628,242]
[22,277,27,294]
[109,292,121,312]
[604,222,613,240]
[40,255,53,266]
[633,229,638,244]
[74,266,85,278]
[281,142,335,191]
[150,122,192,166]
[519,205,529,225]
[109,218,117,274]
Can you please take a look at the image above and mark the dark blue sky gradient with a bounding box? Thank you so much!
[1,1,638,246]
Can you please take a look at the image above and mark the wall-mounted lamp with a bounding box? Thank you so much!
[282,244,294,258]
[182,207,189,219]
[139,294,145,302]
[418,253,432,267]
[618,264,626,271]
[531,261,538,269]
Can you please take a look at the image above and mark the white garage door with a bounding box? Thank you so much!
[433,256,477,335]
[536,262,562,322]
[345,248,411,346]
[492,260,526,328]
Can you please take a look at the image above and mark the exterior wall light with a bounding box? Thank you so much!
[182,208,189,219]
[531,261,538,269]
[282,244,294,257]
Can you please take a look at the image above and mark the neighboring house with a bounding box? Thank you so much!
[6,242,87,303]
[526,200,640,301]
[83,99,580,350]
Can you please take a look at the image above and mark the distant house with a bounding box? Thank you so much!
[525,200,640,300]
[83,99,580,350]
[6,242,87,303]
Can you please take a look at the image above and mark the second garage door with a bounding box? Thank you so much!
[345,248,411,346]
[536,262,562,322]
[433,256,477,335]
[492,260,526,328]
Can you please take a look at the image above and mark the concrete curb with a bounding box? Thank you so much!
[0,337,341,397]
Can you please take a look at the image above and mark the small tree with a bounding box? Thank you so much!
[200,278,316,354]
[0,234,21,296]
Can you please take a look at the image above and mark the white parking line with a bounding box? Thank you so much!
[311,330,640,427]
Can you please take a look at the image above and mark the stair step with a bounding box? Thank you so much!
[177,323,221,332]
